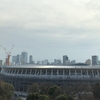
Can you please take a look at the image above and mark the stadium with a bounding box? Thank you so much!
[1,65,100,93]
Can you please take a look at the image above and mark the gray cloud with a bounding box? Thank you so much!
[0,0,100,62]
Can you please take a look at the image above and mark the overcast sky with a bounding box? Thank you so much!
[0,0,100,63]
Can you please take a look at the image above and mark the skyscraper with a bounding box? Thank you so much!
[21,52,28,64]
[0,60,3,66]
[12,56,17,64]
[63,55,68,65]
[29,55,33,64]
[16,54,21,64]
[92,55,98,65]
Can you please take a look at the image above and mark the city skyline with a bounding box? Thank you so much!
[1,0,100,62]
[0,47,100,64]
[11,51,98,65]
[1,49,100,66]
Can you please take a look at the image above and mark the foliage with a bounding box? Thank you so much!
[4,82,14,99]
[60,83,92,96]
[39,82,54,95]
[48,86,57,95]
[48,85,62,97]
[56,95,68,100]
[27,82,93,100]
[93,83,100,99]
[17,98,23,100]
[0,80,5,97]
[26,92,50,100]
[39,94,50,100]
[0,96,3,100]
[56,95,74,100]
[26,92,39,100]
[28,83,39,94]
[78,93,93,100]
[0,80,14,100]
[68,96,74,100]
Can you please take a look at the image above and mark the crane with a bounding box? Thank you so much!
[0,45,14,66]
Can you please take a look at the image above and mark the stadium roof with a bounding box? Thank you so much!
[3,65,100,69]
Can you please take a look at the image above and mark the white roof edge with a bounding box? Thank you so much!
[2,65,100,69]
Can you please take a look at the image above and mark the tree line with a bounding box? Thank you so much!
[0,80,14,100]
[26,82,100,100]
[27,82,74,100]
[0,79,100,100]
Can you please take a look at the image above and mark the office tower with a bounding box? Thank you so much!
[42,59,48,65]
[54,59,61,65]
[16,55,21,64]
[29,55,33,64]
[21,52,28,64]
[70,60,76,64]
[92,55,98,65]
[85,59,91,65]
[54,59,57,65]
[0,60,3,66]
[12,56,17,64]
[63,55,68,65]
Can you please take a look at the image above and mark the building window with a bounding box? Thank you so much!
[27,69,30,74]
[31,69,35,75]
[76,70,81,75]
[70,70,75,75]
[53,69,57,75]
[88,70,92,75]
[36,70,40,75]
[82,70,87,75]
[41,70,46,75]
[18,70,22,74]
[59,70,63,75]
[47,70,51,75]
[65,70,69,75]
[93,70,97,75]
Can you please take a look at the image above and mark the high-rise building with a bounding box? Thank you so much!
[54,59,61,65]
[85,59,91,65]
[12,56,17,64]
[42,59,48,65]
[21,52,28,64]
[70,60,76,65]
[0,60,3,67]
[12,55,21,65]
[29,55,33,64]
[92,55,98,65]
[16,55,21,64]
[63,55,68,65]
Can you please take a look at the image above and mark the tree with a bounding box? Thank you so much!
[56,95,74,100]
[78,93,93,100]
[60,85,73,95]
[48,85,62,99]
[48,85,62,96]
[26,92,50,100]
[39,95,50,100]
[28,83,39,94]
[0,96,3,100]
[39,82,54,95]
[17,98,23,100]
[68,96,74,100]
[4,82,14,100]
[56,95,68,100]
[93,83,100,99]
[0,80,6,97]
[0,80,14,100]
[26,92,39,100]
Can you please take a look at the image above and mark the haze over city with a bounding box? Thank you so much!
[0,0,100,62]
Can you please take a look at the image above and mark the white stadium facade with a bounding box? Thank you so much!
[1,65,100,92]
